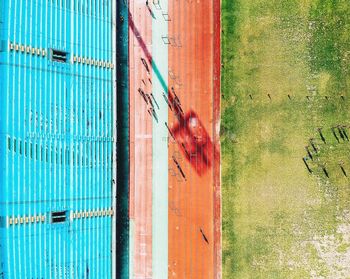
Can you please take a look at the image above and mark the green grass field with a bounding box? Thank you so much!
[221,1,350,278]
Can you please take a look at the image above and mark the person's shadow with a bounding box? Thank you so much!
[146,3,156,19]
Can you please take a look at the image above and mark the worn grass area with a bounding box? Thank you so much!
[222,0,350,278]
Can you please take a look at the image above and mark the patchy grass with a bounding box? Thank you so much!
[222,0,350,278]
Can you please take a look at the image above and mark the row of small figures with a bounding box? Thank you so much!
[9,42,46,57]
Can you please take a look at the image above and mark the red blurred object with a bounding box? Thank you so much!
[171,109,213,176]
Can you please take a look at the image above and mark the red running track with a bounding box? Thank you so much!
[129,0,221,278]
[129,1,153,278]
[167,0,220,278]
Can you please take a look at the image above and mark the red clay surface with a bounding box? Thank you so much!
[168,1,221,278]
[129,2,153,278]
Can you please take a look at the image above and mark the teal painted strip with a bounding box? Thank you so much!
[152,1,169,278]
[116,0,130,278]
